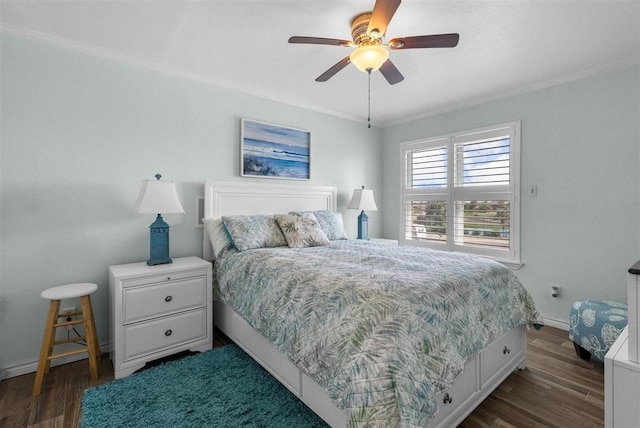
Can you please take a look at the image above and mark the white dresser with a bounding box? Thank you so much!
[627,262,639,363]
[109,256,212,379]
[604,261,640,427]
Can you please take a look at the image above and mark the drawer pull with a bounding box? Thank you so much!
[165,295,173,302]
[165,329,173,337]
[166,276,171,281]
[503,345,511,355]
[443,393,453,404]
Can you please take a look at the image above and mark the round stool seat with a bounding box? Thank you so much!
[41,283,98,300]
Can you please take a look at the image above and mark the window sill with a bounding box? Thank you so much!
[495,259,523,270]
[399,240,523,270]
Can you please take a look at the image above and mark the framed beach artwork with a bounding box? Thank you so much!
[241,118,310,180]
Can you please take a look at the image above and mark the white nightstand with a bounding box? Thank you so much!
[109,256,212,379]
[369,238,398,244]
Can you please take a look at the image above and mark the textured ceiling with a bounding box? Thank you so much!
[1,0,639,126]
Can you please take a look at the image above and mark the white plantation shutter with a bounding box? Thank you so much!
[407,145,447,189]
[455,138,510,187]
[401,122,520,264]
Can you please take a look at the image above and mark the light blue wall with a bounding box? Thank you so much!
[0,35,382,370]
[2,32,638,373]
[382,65,640,323]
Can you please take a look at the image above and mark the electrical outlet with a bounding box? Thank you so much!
[551,285,560,298]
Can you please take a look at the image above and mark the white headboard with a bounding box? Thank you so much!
[202,180,337,260]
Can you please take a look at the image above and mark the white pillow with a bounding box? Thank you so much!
[202,217,232,258]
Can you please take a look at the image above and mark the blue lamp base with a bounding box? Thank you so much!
[147,214,173,265]
[357,210,370,240]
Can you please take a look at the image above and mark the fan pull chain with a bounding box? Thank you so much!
[367,69,372,129]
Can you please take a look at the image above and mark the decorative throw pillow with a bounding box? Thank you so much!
[311,210,348,240]
[202,217,233,259]
[274,213,331,248]
[221,215,287,252]
[290,210,348,240]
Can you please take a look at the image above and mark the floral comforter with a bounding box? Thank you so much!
[214,240,542,427]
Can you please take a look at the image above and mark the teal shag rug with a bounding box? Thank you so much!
[81,344,329,427]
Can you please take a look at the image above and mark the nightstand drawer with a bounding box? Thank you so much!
[124,308,207,361]
[124,276,206,324]
[122,269,205,288]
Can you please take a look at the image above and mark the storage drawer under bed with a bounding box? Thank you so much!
[481,325,525,387]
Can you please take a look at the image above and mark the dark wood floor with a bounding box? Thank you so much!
[0,326,603,427]
[459,326,604,428]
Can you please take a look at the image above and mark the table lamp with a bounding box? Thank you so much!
[347,185,378,240]
[134,174,185,265]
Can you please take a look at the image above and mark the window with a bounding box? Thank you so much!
[400,122,520,265]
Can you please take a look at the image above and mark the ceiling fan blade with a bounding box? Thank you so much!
[379,59,404,85]
[367,0,401,37]
[288,36,352,47]
[315,56,351,82]
[388,33,460,49]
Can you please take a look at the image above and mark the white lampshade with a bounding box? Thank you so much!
[349,44,389,72]
[134,177,185,214]
[347,188,378,211]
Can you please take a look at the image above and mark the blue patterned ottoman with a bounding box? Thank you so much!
[569,300,628,362]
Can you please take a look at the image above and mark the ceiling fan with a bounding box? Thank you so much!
[288,0,460,85]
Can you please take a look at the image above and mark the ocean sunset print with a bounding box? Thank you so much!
[241,119,310,180]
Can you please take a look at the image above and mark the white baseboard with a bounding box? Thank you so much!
[0,342,111,381]
[541,315,569,331]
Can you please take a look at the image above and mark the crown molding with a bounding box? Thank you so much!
[386,56,640,127]
[0,24,376,127]
[2,23,636,129]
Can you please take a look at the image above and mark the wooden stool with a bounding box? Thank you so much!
[32,283,101,396]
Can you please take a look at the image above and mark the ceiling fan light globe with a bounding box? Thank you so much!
[350,44,389,72]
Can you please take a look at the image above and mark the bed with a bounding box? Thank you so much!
[203,180,542,427]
